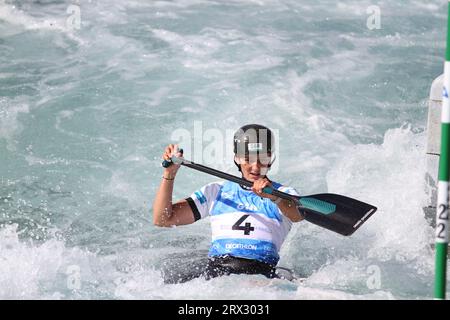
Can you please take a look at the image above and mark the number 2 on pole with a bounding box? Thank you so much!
[232,215,255,235]
[438,204,449,220]
[436,204,449,240]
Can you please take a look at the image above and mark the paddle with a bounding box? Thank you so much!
[162,156,377,236]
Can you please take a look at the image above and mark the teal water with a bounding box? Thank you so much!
[0,0,447,299]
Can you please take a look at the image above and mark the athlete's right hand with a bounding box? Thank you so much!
[162,144,183,177]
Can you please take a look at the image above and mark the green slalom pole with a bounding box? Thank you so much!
[434,1,450,300]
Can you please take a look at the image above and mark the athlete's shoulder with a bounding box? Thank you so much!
[203,180,226,188]
[195,180,225,199]
[189,180,225,219]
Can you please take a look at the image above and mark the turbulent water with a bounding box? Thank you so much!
[0,0,448,299]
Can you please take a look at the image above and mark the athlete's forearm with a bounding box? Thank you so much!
[153,173,176,226]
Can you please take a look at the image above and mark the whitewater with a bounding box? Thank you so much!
[0,0,447,299]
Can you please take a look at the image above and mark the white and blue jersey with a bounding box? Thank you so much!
[186,180,299,266]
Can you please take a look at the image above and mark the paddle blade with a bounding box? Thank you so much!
[297,193,377,236]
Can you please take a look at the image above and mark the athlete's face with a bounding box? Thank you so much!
[236,153,272,182]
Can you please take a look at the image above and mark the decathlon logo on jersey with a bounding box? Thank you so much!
[225,243,257,250]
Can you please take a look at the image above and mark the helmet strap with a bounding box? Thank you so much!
[233,156,242,172]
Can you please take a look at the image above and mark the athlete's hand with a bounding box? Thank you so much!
[252,177,278,201]
[162,144,183,177]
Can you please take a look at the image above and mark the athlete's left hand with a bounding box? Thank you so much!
[252,178,278,201]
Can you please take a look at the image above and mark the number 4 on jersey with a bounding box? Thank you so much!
[232,214,254,235]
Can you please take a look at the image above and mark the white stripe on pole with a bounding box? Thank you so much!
[444,61,450,123]
[435,181,450,244]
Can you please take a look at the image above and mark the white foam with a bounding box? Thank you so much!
[295,285,395,300]
[410,1,441,12]
[152,28,223,57]
[0,224,94,299]
[0,0,443,300]
[327,126,433,253]
[113,271,298,299]
[148,0,218,9]
[0,98,29,150]
[0,2,68,33]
